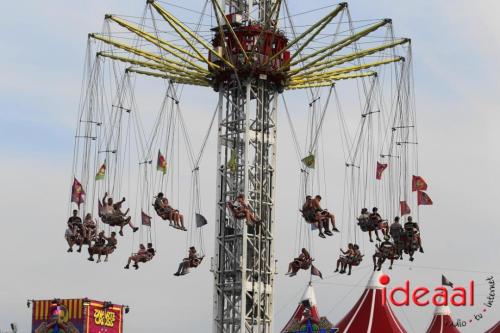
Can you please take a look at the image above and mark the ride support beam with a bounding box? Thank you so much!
[105,15,209,72]
[97,52,208,82]
[289,38,410,77]
[264,3,347,66]
[283,19,392,71]
[291,57,403,82]
[125,68,210,86]
[90,35,207,79]
[286,71,377,89]
[150,1,234,69]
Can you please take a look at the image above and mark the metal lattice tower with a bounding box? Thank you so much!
[212,2,280,332]
[89,0,410,331]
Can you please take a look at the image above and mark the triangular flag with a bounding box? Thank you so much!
[311,265,323,279]
[95,161,106,180]
[71,177,85,208]
[376,162,388,180]
[228,149,237,173]
[301,154,315,169]
[400,201,411,216]
[141,211,152,226]
[412,175,428,192]
[157,150,167,175]
[442,275,454,288]
[195,213,208,228]
[417,191,433,205]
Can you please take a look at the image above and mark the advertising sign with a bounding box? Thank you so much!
[85,301,123,333]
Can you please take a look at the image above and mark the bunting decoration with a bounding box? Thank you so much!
[95,161,106,180]
[417,191,433,205]
[311,265,323,279]
[301,154,316,169]
[400,201,411,216]
[157,150,167,175]
[71,178,85,208]
[376,162,388,180]
[412,175,428,192]
[141,211,152,226]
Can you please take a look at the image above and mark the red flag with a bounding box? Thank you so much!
[417,191,433,205]
[376,162,388,180]
[311,265,323,279]
[400,201,411,216]
[412,175,428,192]
[71,177,85,208]
[141,211,152,226]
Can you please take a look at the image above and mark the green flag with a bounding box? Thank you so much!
[302,154,315,169]
[228,149,237,173]
[95,161,106,180]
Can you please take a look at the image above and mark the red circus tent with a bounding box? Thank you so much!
[281,283,335,333]
[485,321,500,333]
[426,305,460,333]
[336,271,407,333]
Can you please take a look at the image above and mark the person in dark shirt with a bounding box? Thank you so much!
[67,210,83,236]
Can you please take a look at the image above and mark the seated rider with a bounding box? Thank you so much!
[357,208,370,229]
[101,192,116,218]
[376,235,396,258]
[67,209,83,236]
[301,195,331,238]
[146,243,156,258]
[390,216,404,240]
[96,231,117,263]
[87,231,106,262]
[227,193,261,226]
[93,231,106,249]
[83,213,97,240]
[154,192,187,231]
[367,207,387,241]
[342,244,363,275]
[174,246,203,276]
[300,196,316,223]
[286,248,312,277]
[105,232,118,252]
[112,200,139,236]
[312,195,339,234]
[404,216,424,253]
[335,243,354,273]
[124,243,155,270]
[153,192,172,219]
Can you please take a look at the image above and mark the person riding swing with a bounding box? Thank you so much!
[100,192,138,236]
[227,193,261,226]
[153,192,187,231]
[67,209,83,237]
[300,195,330,238]
[311,195,339,235]
[335,244,363,275]
[124,243,156,270]
[286,248,313,277]
[366,207,388,242]
[82,213,97,241]
[403,216,424,256]
[373,235,398,270]
[390,216,405,258]
[174,246,204,276]
[88,231,117,263]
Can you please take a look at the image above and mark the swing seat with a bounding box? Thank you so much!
[189,256,204,268]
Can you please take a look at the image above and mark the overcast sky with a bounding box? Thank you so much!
[1,1,499,332]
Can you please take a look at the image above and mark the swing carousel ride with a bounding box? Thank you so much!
[66,0,433,332]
